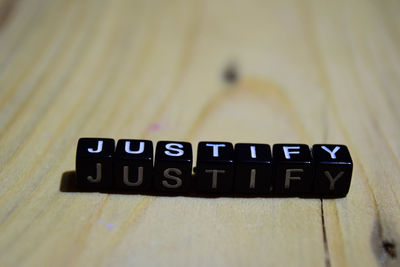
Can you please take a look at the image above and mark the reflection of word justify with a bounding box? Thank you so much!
[75,138,353,198]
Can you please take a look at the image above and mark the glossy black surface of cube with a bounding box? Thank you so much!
[273,144,313,194]
[76,138,115,189]
[195,142,234,193]
[113,139,153,191]
[234,143,272,194]
[154,141,193,192]
[312,144,353,197]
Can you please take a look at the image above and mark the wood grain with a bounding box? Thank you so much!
[0,0,400,266]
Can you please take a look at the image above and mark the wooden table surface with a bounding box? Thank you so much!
[1,0,400,266]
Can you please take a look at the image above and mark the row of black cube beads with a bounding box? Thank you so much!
[76,138,353,197]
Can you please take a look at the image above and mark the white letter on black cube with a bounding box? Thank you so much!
[154,141,193,193]
[234,143,272,194]
[195,142,234,194]
[113,139,153,191]
[273,144,313,195]
[76,138,115,189]
[312,144,353,197]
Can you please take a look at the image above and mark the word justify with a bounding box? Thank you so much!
[75,138,353,198]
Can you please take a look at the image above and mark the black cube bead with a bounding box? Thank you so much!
[113,139,153,191]
[234,143,272,194]
[195,142,234,193]
[312,144,353,197]
[273,144,313,194]
[76,138,115,189]
[154,141,193,193]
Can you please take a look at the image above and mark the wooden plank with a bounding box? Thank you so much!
[0,0,399,266]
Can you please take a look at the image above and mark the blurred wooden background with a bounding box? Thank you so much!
[1,0,400,266]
